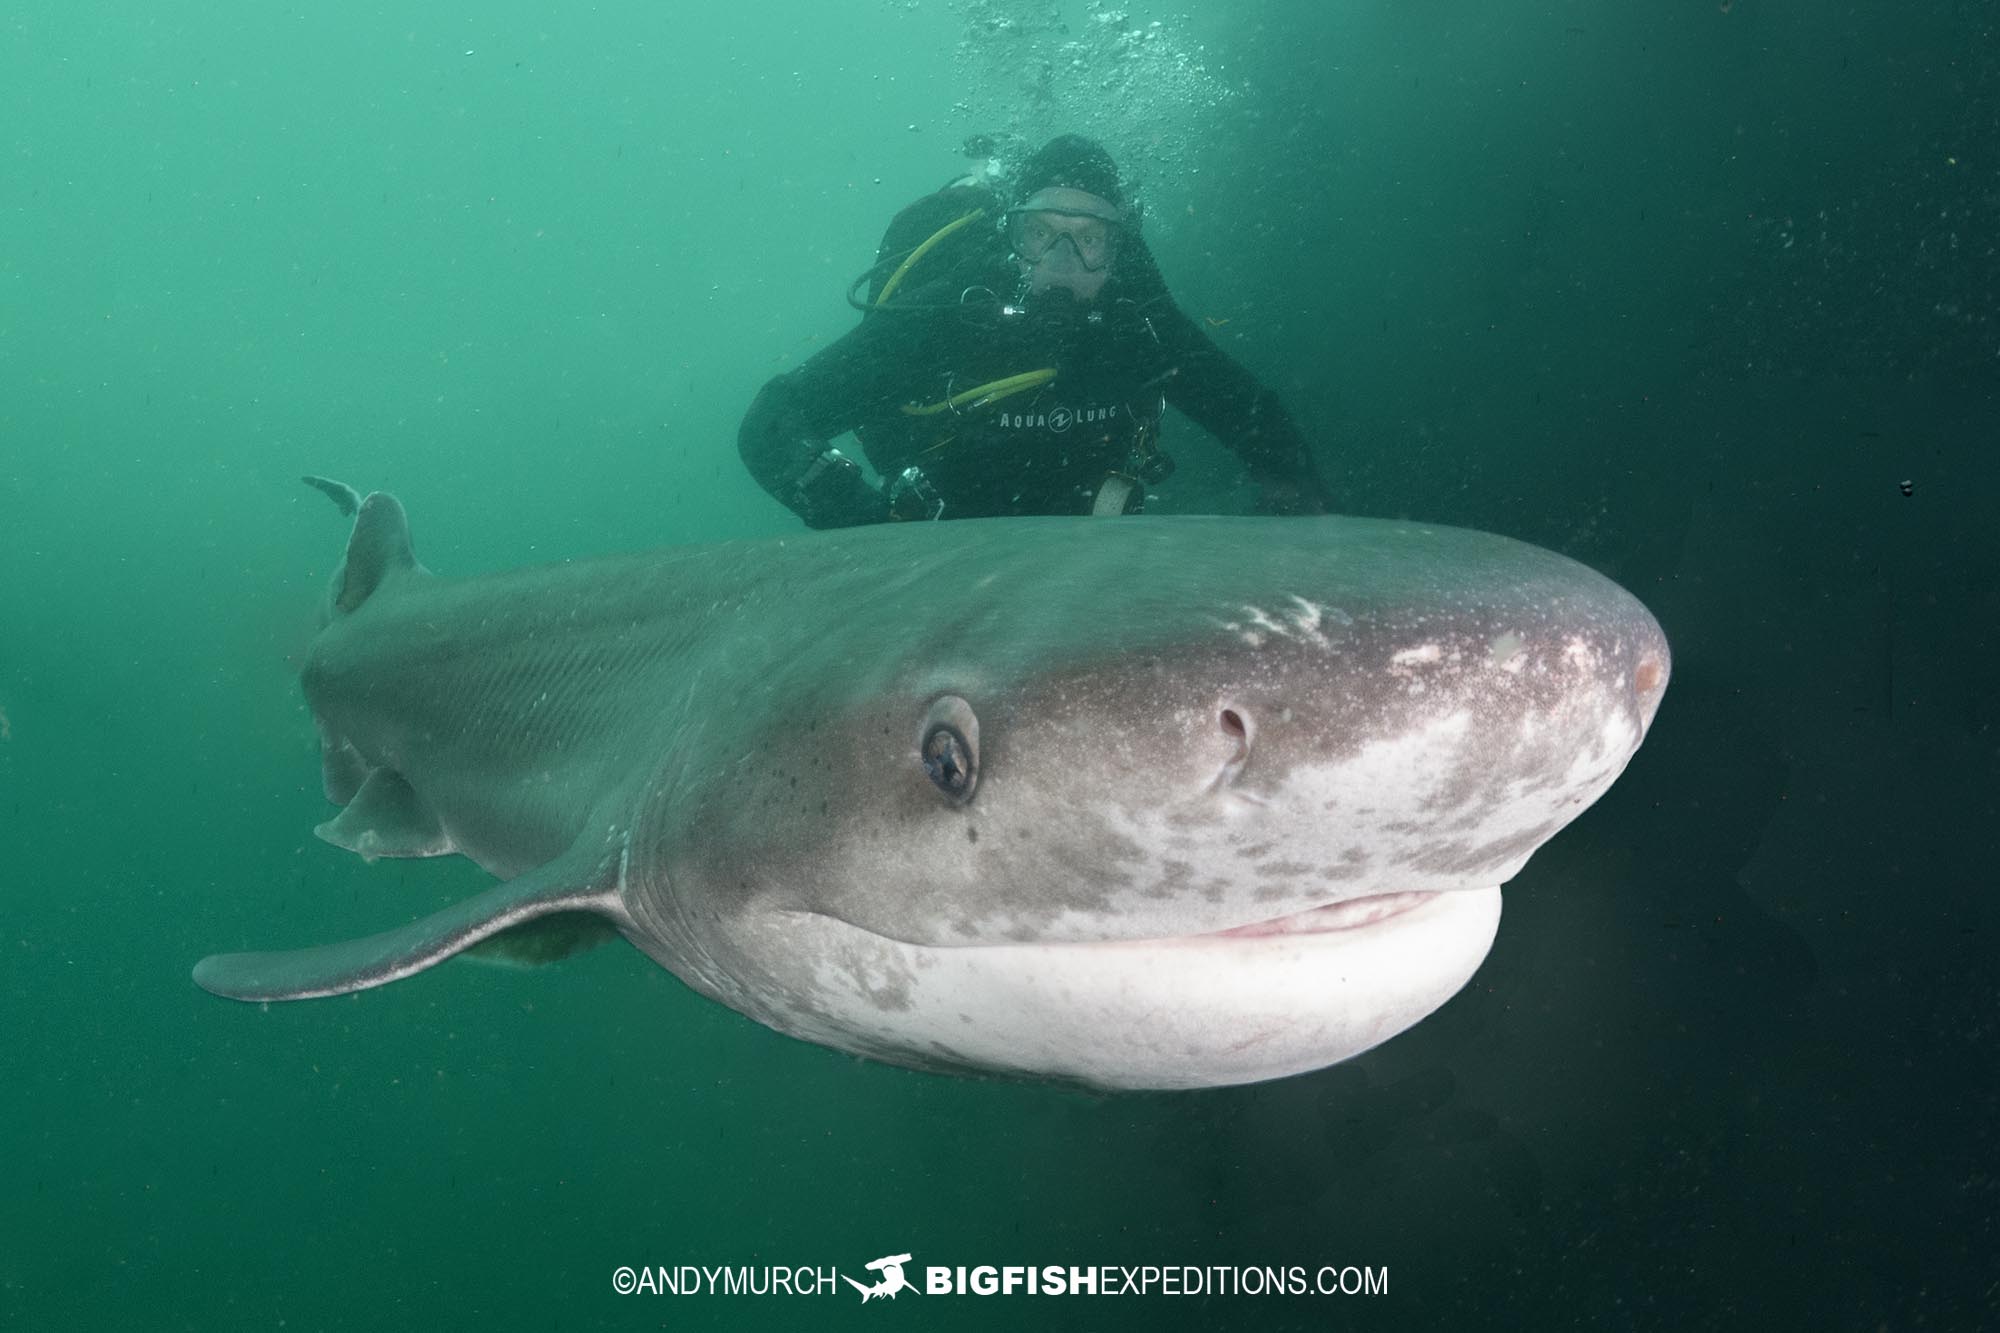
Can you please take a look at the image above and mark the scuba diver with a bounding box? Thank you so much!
[738,133,1332,527]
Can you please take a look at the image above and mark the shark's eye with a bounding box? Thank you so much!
[920,695,980,806]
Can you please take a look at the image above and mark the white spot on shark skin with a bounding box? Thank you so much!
[1560,707,1639,792]
[1390,644,1443,668]
[1284,595,1349,647]
[1224,598,1347,651]
[1488,631,1528,672]
[1563,636,1599,672]
[1215,619,1266,649]
[1243,606,1287,638]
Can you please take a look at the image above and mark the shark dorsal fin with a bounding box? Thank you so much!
[334,491,422,612]
[303,475,426,614]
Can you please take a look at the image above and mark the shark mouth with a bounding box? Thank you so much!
[798,892,1453,953]
[763,887,1505,1088]
[1197,891,1438,940]
[1058,891,1443,949]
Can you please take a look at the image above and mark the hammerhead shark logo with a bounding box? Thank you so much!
[843,1253,920,1302]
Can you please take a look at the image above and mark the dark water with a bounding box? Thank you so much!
[4,2,1993,1328]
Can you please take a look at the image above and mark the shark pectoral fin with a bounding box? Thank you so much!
[193,849,625,1002]
[318,726,370,805]
[463,913,621,968]
[314,768,455,861]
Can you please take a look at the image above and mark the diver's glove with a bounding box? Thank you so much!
[886,466,946,522]
[790,445,891,529]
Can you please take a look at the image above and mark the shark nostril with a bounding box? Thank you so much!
[1206,705,1256,794]
[1634,657,1664,695]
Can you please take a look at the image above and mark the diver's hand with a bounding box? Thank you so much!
[792,446,892,529]
[886,467,946,522]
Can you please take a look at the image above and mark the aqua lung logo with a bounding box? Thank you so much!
[843,1252,919,1302]
[995,403,1119,432]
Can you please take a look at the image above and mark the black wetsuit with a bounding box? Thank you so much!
[738,228,1330,527]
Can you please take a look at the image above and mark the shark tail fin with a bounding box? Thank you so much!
[303,475,427,616]
[194,839,629,1001]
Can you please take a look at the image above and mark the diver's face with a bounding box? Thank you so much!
[1010,187,1120,303]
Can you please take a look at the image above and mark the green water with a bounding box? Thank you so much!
[4,2,1994,1328]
